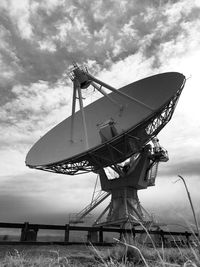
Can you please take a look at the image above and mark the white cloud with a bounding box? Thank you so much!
[0,148,26,177]
[0,0,8,9]
[164,1,193,24]
[56,20,72,42]
[96,53,155,89]
[39,0,65,13]
[38,40,57,52]
[0,79,74,172]
[7,0,33,39]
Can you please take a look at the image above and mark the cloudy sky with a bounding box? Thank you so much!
[0,0,200,229]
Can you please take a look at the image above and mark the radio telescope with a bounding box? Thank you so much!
[26,64,186,228]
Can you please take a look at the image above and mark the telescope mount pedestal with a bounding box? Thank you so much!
[94,138,169,229]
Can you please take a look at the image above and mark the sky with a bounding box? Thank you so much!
[0,0,200,230]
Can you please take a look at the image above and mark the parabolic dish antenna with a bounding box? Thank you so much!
[26,66,185,175]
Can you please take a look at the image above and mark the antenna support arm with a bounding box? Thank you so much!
[86,73,154,112]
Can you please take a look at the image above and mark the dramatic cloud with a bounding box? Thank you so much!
[1,0,200,88]
[0,0,200,225]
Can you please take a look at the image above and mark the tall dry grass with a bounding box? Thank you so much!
[91,198,200,267]
[0,239,199,266]
[94,240,200,266]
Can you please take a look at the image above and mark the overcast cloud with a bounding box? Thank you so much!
[0,0,200,226]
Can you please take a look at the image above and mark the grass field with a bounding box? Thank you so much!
[0,245,95,266]
[0,243,199,266]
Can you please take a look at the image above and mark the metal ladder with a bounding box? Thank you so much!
[69,191,110,224]
[148,161,159,186]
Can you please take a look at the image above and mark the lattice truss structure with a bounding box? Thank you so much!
[32,81,185,175]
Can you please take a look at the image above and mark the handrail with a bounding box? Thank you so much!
[70,191,110,223]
